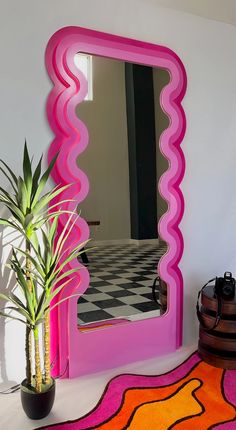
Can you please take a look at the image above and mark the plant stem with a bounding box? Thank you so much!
[44,310,51,384]
[25,240,33,385]
[25,327,33,386]
[25,241,32,293]
[34,327,42,393]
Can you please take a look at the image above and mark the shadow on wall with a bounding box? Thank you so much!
[183,272,209,346]
[0,205,24,388]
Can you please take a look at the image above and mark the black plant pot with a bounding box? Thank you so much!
[20,379,56,420]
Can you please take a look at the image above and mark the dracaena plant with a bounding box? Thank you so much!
[0,214,86,393]
[0,142,70,386]
[0,143,85,393]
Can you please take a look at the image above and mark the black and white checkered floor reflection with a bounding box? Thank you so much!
[77,243,167,325]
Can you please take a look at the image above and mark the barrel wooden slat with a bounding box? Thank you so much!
[198,343,236,369]
[159,279,167,314]
[159,292,167,307]
[201,285,236,314]
[200,312,236,333]
[198,284,236,369]
[199,329,236,352]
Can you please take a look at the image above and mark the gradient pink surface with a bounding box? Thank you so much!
[45,26,187,378]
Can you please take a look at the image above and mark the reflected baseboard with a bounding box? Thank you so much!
[90,238,160,247]
[78,310,161,332]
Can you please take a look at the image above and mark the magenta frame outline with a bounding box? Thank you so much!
[45,26,187,378]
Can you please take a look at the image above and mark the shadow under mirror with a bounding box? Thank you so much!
[75,53,169,330]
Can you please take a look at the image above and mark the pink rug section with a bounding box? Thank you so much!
[213,423,236,430]
[212,370,236,430]
[35,352,201,430]
[223,370,236,406]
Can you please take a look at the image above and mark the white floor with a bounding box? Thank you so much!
[0,344,196,430]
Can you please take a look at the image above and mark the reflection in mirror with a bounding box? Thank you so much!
[75,54,169,329]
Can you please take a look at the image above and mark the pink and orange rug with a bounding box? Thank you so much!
[36,352,236,429]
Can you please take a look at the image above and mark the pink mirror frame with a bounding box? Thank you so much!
[45,26,187,378]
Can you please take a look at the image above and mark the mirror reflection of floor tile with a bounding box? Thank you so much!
[95,285,124,293]
[84,293,113,302]
[118,295,151,305]
[137,279,157,287]
[104,305,141,318]
[77,302,100,313]
[126,286,151,295]
[78,243,167,326]
[78,310,113,324]
[107,290,137,298]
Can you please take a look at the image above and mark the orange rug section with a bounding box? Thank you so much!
[95,361,235,429]
[36,352,236,430]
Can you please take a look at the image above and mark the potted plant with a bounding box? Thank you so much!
[0,144,86,419]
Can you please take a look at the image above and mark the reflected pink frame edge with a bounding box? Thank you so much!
[45,26,187,378]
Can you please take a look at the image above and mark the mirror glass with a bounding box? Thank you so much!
[75,54,169,329]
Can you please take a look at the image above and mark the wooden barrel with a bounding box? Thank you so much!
[198,284,236,369]
[159,279,167,315]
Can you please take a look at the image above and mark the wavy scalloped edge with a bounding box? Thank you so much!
[45,26,187,378]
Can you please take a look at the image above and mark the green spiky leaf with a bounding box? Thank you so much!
[30,153,59,208]
[23,141,32,194]
[31,154,43,198]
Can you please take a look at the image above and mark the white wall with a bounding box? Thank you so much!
[143,0,236,27]
[1,0,236,382]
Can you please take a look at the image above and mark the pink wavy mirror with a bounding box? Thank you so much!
[45,26,187,377]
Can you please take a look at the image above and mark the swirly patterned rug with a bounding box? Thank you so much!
[36,352,236,429]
